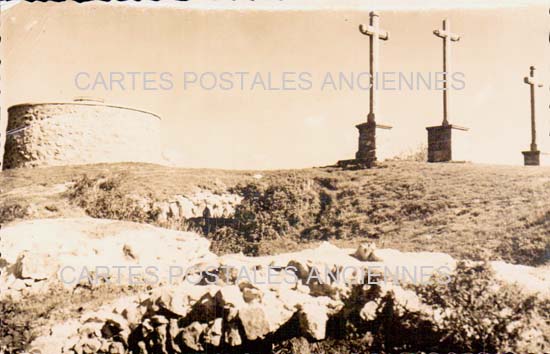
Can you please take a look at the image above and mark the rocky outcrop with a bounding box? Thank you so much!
[15,238,547,353]
[136,190,242,223]
[2,220,549,353]
[491,260,550,298]
[0,218,216,298]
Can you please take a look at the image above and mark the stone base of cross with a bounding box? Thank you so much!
[522,150,540,166]
[426,124,468,163]
[338,117,392,169]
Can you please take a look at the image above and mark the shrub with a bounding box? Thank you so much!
[496,209,550,266]
[209,226,260,256]
[238,178,319,240]
[497,234,550,266]
[0,296,34,352]
[0,202,29,224]
[68,174,158,223]
[391,143,428,162]
[416,261,549,352]
[216,177,320,243]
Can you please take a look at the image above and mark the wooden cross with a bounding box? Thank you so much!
[524,66,544,151]
[359,11,389,124]
[433,18,461,126]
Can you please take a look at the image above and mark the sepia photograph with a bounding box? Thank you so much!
[0,1,549,353]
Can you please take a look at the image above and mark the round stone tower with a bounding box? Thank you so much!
[2,100,161,169]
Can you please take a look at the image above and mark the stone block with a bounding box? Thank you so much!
[522,150,540,166]
[426,124,468,163]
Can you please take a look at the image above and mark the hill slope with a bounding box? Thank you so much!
[1,161,549,266]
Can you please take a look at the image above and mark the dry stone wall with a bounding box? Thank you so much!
[3,103,161,169]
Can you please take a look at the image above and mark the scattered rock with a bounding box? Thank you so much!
[14,251,59,280]
[238,304,272,340]
[224,321,242,347]
[180,321,206,351]
[203,318,223,347]
[7,225,547,353]
[353,242,380,261]
[360,301,378,321]
[242,286,263,303]
[287,337,310,354]
[168,319,182,353]
[151,190,243,221]
[168,202,180,219]
[298,303,328,340]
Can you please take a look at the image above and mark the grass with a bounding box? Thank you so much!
[1,161,549,265]
[0,162,255,199]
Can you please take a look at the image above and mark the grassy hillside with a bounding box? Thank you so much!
[1,161,549,266]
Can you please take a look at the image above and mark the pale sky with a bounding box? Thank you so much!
[1,1,549,169]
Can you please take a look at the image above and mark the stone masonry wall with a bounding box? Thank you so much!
[3,103,161,169]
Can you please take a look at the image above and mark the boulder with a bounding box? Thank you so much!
[153,202,171,223]
[168,319,182,353]
[215,285,246,308]
[75,337,104,354]
[30,319,81,354]
[203,318,223,347]
[238,304,272,340]
[298,303,328,340]
[359,301,379,322]
[107,342,125,354]
[215,285,246,320]
[168,202,180,219]
[148,288,190,318]
[175,195,196,219]
[287,336,310,354]
[14,251,59,280]
[353,242,379,261]
[238,289,294,340]
[242,286,263,303]
[224,321,242,347]
[491,261,550,299]
[181,321,206,351]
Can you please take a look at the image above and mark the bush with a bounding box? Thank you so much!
[209,226,260,256]
[0,297,34,353]
[391,143,428,162]
[417,261,549,352]
[68,174,158,223]
[496,209,550,266]
[334,263,549,352]
[235,177,320,240]
[0,284,81,352]
[0,202,29,224]
[497,234,550,266]
[210,177,320,251]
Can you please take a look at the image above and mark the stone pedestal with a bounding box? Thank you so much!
[355,121,392,167]
[355,121,377,166]
[337,119,391,169]
[426,124,468,163]
[522,150,540,166]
